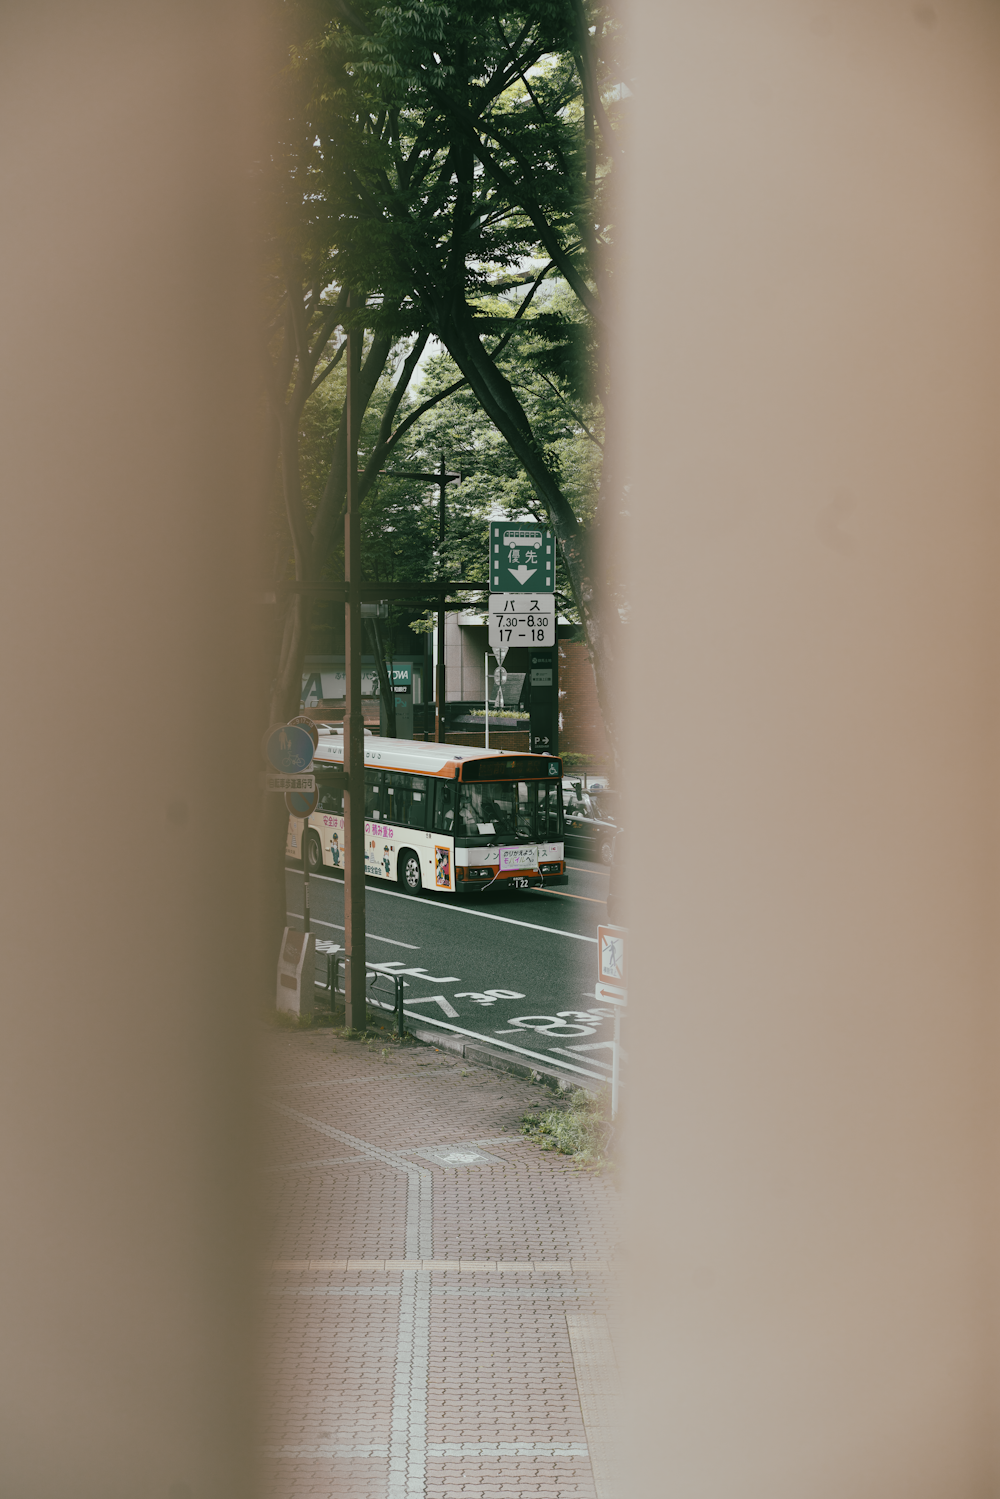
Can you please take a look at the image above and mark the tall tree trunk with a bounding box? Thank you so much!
[433,293,624,772]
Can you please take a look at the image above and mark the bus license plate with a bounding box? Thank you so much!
[510,877,529,889]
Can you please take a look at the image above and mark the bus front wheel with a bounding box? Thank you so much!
[304,831,323,873]
[398,849,422,894]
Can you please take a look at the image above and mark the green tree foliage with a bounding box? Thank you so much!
[283,0,627,756]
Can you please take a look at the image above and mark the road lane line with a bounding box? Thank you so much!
[396,1011,607,1081]
[284,913,418,948]
[529,889,606,905]
[288,865,599,936]
[364,884,598,942]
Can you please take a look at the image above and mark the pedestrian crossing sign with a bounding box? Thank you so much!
[597,925,627,987]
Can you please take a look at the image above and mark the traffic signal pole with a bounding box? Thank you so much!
[342,299,366,1032]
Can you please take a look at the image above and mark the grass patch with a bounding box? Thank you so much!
[519,1085,613,1171]
[267,1009,311,1030]
[266,1008,337,1031]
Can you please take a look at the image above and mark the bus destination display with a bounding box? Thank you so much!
[488,593,555,648]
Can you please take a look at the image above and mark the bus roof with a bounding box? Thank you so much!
[313,735,558,779]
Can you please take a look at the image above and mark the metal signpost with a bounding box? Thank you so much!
[343,303,366,1033]
[287,718,320,934]
[488,522,557,751]
[596,924,628,1118]
[527,649,557,755]
[483,647,508,749]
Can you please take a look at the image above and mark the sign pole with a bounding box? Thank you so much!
[484,651,489,749]
[343,296,366,1032]
[436,606,446,743]
[551,638,559,755]
[612,1007,621,1120]
[302,817,310,934]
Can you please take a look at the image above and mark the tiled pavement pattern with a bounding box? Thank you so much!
[263,1030,620,1498]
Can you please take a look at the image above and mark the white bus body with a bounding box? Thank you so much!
[285,736,566,894]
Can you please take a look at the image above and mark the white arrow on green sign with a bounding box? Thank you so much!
[490,520,554,593]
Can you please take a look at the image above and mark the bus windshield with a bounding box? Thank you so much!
[457,780,562,840]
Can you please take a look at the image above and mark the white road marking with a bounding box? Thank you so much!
[288,866,597,940]
[529,888,607,904]
[496,1014,598,1037]
[550,1046,613,1072]
[365,884,598,942]
[403,994,460,1019]
[368,961,460,982]
[397,1013,607,1081]
[284,913,418,948]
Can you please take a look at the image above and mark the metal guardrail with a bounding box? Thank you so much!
[326,951,406,1040]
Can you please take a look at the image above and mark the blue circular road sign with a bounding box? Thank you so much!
[266,724,315,774]
[285,788,319,819]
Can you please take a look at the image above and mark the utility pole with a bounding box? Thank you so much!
[342,296,366,1033]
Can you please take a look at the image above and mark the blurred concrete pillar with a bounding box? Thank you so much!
[0,4,263,1496]
[618,3,1000,1494]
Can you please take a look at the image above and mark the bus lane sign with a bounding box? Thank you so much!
[490,521,554,592]
[488,593,555,648]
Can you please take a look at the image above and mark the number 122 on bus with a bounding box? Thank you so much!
[488,593,555,648]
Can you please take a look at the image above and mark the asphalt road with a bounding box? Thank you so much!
[284,858,615,1084]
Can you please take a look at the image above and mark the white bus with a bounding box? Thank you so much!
[286,736,567,895]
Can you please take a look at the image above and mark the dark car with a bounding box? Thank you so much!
[563,785,619,865]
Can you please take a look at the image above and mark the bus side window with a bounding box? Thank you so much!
[385,771,410,827]
[433,779,455,834]
[538,782,561,837]
[409,776,428,831]
[364,769,383,820]
[318,782,342,814]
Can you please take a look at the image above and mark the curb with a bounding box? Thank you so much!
[316,986,601,1095]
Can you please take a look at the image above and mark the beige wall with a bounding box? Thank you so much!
[618,3,1000,1494]
[0,3,263,1495]
[6,2,1000,1494]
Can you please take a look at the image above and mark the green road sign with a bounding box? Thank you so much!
[490,521,554,592]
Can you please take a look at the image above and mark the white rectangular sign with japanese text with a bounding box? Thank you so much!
[488,593,555,648]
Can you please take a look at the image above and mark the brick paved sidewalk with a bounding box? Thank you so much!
[262,1028,622,1499]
